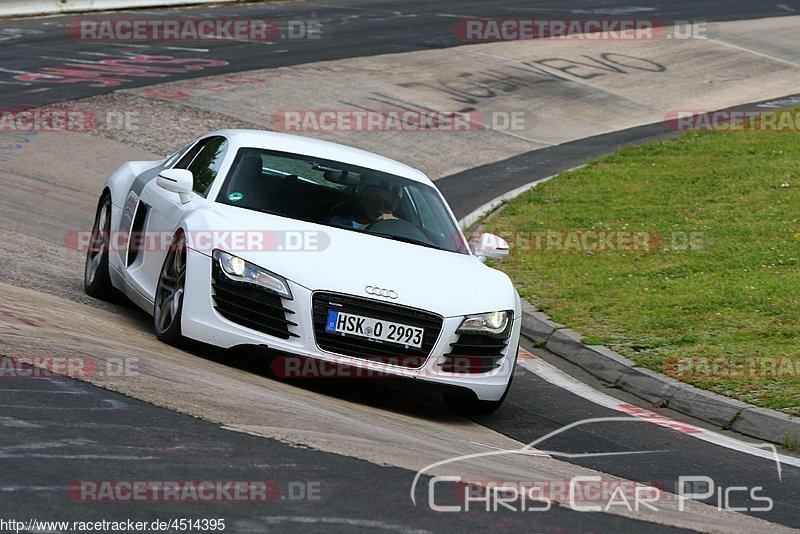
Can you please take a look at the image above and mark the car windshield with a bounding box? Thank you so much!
[215,148,469,254]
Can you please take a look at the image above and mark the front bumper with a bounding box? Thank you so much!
[180,249,520,401]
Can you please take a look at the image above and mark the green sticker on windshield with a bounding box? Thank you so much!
[228,192,244,202]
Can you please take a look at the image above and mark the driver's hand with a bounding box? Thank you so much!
[377,213,398,221]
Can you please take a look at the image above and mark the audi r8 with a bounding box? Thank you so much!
[84,130,520,413]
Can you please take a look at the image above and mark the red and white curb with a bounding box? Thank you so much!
[516,348,800,472]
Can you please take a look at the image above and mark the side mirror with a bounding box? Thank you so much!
[157,168,194,204]
[474,233,510,260]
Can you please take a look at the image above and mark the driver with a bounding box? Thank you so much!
[330,184,399,229]
[360,185,399,225]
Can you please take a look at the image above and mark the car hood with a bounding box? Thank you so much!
[192,204,517,317]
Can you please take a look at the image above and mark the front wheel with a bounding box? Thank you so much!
[153,232,187,345]
[84,193,115,300]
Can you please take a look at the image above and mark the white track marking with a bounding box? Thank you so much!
[0,486,62,492]
[517,356,800,471]
[109,43,153,48]
[0,453,158,460]
[163,46,210,52]
[0,438,93,452]
[706,38,800,68]
[0,398,127,410]
[467,440,544,453]
[570,7,656,14]
[0,388,85,394]
[0,416,40,428]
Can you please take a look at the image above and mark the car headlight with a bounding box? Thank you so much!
[213,250,292,299]
[457,310,513,337]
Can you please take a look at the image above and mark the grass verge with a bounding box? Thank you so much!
[485,128,800,415]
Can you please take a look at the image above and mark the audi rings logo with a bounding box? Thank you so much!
[365,286,398,299]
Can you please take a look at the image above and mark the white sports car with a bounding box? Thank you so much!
[84,130,520,413]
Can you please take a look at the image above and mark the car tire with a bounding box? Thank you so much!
[84,192,116,300]
[444,342,519,415]
[153,231,187,346]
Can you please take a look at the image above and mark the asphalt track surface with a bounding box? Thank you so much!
[2,1,800,532]
[1,0,798,109]
[1,356,691,534]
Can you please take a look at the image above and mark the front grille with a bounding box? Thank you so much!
[440,334,508,374]
[212,263,298,340]
[312,292,442,368]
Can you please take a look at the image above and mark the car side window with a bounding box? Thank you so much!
[175,137,229,197]
[163,142,195,169]
[174,139,207,170]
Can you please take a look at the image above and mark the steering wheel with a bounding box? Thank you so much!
[365,218,434,244]
[325,201,354,223]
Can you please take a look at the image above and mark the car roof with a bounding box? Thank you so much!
[209,129,432,185]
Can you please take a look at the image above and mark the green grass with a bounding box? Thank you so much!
[486,128,800,415]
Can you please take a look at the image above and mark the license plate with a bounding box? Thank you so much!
[325,310,424,349]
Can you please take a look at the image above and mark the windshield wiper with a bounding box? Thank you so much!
[368,232,444,252]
